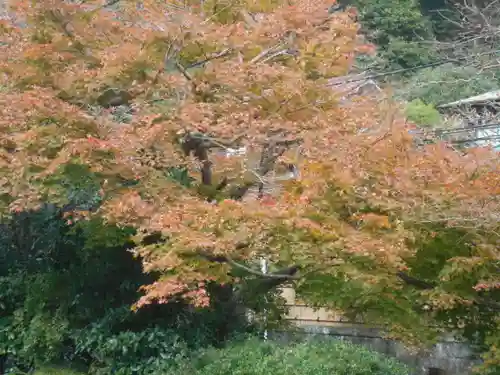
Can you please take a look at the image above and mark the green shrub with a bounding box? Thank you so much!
[350,0,433,45]
[0,206,284,374]
[397,64,500,106]
[187,338,411,375]
[405,99,441,127]
[74,324,189,375]
[346,0,436,71]
[35,367,85,375]
[378,38,437,71]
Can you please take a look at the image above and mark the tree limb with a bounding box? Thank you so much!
[186,48,233,69]
[396,271,436,290]
[196,250,300,279]
[175,61,193,81]
[226,256,301,279]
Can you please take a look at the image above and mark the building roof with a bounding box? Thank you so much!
[438,90,500,109]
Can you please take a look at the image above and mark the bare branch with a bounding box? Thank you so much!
[175,61,193,81]
[239,9,258,28]
[250,43,286,64]
[186,48,233,69]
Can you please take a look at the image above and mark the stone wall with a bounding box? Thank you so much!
[278,287,480,375]
[272,322,479,375]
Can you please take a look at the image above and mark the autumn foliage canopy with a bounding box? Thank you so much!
[0,0,499,364]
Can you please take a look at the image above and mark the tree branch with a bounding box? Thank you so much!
[226,256,300,279]
[175,61,193,81]
[257,137,302,176]
[186,48,233,69]
[396,271,436,290]
[196,250,300,279]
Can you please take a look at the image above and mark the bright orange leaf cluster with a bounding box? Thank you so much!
[0,0,498,315]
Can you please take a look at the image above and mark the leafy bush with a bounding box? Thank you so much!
[35,367,85,375]
[378,38,437,71]
[419,0,462,40]
[0,206,284,374]
[350,0,433,45]
[187,338,411,375]
[405,99,441,127]
[74,323,189,375]
[346,0,436,70]
[396,64,500,105]
[477,330,500,375]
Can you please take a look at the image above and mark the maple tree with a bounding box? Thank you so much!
[0,0,499,368]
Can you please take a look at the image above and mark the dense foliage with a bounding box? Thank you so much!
[185,338,411,375]
[346,0,436,70]
[404,99,441,127]
[395,64,500,107]
[34,338,412,375]
[0,206,283,374]
[350,0,500,108]
[0,0,498,373]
